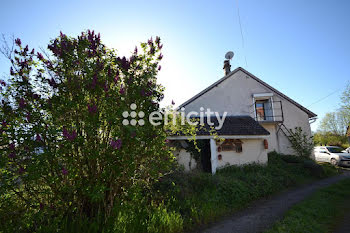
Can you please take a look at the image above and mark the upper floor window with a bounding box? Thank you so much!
[255,99,274,121]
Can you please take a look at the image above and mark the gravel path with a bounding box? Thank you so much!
[200,172,350,233]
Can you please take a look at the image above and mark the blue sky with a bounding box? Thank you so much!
[1,0,349,131]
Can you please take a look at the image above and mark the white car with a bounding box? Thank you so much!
[342,147,350,153]
[314,146,350,166]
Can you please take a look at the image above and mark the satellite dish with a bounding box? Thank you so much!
[225,51,234,60]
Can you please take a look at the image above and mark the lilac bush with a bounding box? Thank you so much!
[0,31,174,225]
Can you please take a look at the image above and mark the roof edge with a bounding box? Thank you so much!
[178,67,317,118]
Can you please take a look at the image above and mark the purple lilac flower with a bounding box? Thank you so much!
[148,37,153,45]
[119,85,125,95]
[9,143,15,150]
[104,83,109,92]
[8,152,16,159]
[114,72,119,83]
[63,128,77,141]
[36,134,42,142]
[18,167,25,174]
[155,36,160,45]
[158,65,161,71]
[60,31,66,38]
[10,67,15,76]
[149,46,155,55]
[134,46,138,54]
[15,38,21,46]
[68,130,77,141]
[171,100,175,105]
[48,78,57,88]
[88,104,97,114]
[0,80,6,86]
[140,89,146,96]
[62,167,68,175]
[158,44,163,49]
[31,49,35,55]
[110,139,122,150]
[37,52,44,60]
[117,56,130,70]
[158,53,163,60]
[63,128,69,138]
[19,98,26,108]
[129,55,135,63]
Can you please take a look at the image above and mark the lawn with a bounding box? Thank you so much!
[264,178,350,233]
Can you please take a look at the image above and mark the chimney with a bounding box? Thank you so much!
[223,59,231,76]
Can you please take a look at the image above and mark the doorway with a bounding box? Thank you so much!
[200,139,212,173]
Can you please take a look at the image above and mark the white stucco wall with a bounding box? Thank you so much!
[174,138,268,172]
[175,149,197,171]
[181,69,313,155]
[217,139,268,168]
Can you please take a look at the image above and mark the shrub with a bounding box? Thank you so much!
[0,31,175,231]
[287,127,314,158]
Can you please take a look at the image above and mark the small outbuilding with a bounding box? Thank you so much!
[168,116,270,174]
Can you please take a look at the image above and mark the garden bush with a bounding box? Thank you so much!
[0,30,182,232]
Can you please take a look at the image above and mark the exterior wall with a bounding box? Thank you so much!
[182,70,312,155]
[174,138,268,172]
[259,124,279,153]
[183,70,268,116]
[175,149,197,171]
[217,139,268,168]
[260,95,312,155]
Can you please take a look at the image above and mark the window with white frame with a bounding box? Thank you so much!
[253,93,274,121]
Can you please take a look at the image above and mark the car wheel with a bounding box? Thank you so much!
[331,158,338,166]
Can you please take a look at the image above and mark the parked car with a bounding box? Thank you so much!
[342,147,350,153]
[314,146,350,166]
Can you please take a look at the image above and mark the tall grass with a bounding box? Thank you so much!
[0,152,339,233]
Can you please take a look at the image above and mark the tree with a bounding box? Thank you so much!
[0,31,181,230]
[318,112,347,135]
[314,84,350,147]
[287,127,314,157]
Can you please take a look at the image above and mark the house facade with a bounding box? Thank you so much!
[170,66,317,174]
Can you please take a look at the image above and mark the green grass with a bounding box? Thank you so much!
[156,152,340,231]
[264,178,350,233]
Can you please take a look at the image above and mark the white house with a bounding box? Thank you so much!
[169,63,317,174]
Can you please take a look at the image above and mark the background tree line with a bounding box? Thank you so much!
[313,84,350,147]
